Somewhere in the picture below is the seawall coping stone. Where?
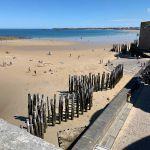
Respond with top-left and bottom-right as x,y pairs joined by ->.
0,119 -> 62,150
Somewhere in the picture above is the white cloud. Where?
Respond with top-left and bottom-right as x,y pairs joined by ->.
147,8 -> 150,13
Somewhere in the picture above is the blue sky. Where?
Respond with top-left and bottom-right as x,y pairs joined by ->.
0,0 -> 150,28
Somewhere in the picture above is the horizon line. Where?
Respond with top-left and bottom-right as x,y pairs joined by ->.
0,26 -> 140,30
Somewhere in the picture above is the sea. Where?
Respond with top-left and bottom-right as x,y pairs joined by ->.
0,29 -> 139,43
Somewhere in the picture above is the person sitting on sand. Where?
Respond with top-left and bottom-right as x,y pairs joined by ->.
48,51 -> 51,55
9,61 -> 12,66
78,55 -> 80,59
34,70 -> 37,75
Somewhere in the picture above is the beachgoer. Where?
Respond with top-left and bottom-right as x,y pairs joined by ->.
34,70 -> 37,75
48,51 -> 51,55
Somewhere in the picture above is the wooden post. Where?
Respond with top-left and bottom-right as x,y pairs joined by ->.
30,124 -> 34,135
40,111 -> 44,139
89,73 -> 92,88
69,75 -> 71,93
101,72 -> 105,91
105,73 -> 110,90
112,70 -> 115,88
76,92 -> 79,118
33,111 -> 38,136
60,95 -> 63,121
71,76 -> 74,93
71,94 -> 74,120
84,89 -> 88,112
80,87 -> 84,114
97,73 -> 100,91
28,94 -> 32,116
50,99 -> 55,126
33,94 -> 36,111
37,94 -> 40,115
89,87 -> 93,109
109,71 -> 113,89
94,75 -> 97,92
58,96 -> 62,124
29,115 -> 32,124
37,114 -> 41,138
26,119 -> 30,133
47,97 -> 51,123
43,103 -> 47,133
65,95 -> 69,121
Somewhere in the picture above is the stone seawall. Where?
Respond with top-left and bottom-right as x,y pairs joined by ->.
0,119 -> 62,150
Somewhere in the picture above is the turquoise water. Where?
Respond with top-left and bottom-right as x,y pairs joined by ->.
0,29 -> 139,43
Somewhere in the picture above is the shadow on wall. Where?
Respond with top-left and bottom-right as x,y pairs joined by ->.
133,84 -> 150,114
68,104 -> 109,150
89,104 -> 109,126
123,136 -> 150,150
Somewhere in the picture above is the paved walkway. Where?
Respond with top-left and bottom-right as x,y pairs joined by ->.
112,85 -> 150,150
106,58 -> 148,75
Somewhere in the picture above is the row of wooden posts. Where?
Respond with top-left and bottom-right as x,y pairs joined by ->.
26,64 -> 123,139
111,43 -> 131,53
111,42 -> 138,54
69,64 -> 124,93
27,87 -> 93,138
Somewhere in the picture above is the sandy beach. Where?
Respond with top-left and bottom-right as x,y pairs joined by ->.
0,39 -> 141,146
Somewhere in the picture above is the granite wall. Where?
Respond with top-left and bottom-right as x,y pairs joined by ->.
139,21 -> 150,51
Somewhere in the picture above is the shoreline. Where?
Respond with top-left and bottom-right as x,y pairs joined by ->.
0,29 -> 139,41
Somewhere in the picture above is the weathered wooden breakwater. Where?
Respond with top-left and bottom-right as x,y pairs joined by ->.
111,43 -> 130,53
26,64 -> 123,140
111,42 -> 138,55
69,64 -> 124,93
26,87 -> 93,138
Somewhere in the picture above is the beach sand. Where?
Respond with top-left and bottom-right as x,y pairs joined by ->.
0,39 -> 136,147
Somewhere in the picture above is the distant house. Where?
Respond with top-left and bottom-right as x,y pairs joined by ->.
139,21 -> 150,51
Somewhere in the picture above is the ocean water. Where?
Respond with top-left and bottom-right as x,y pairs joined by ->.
0,29 -> 139,43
